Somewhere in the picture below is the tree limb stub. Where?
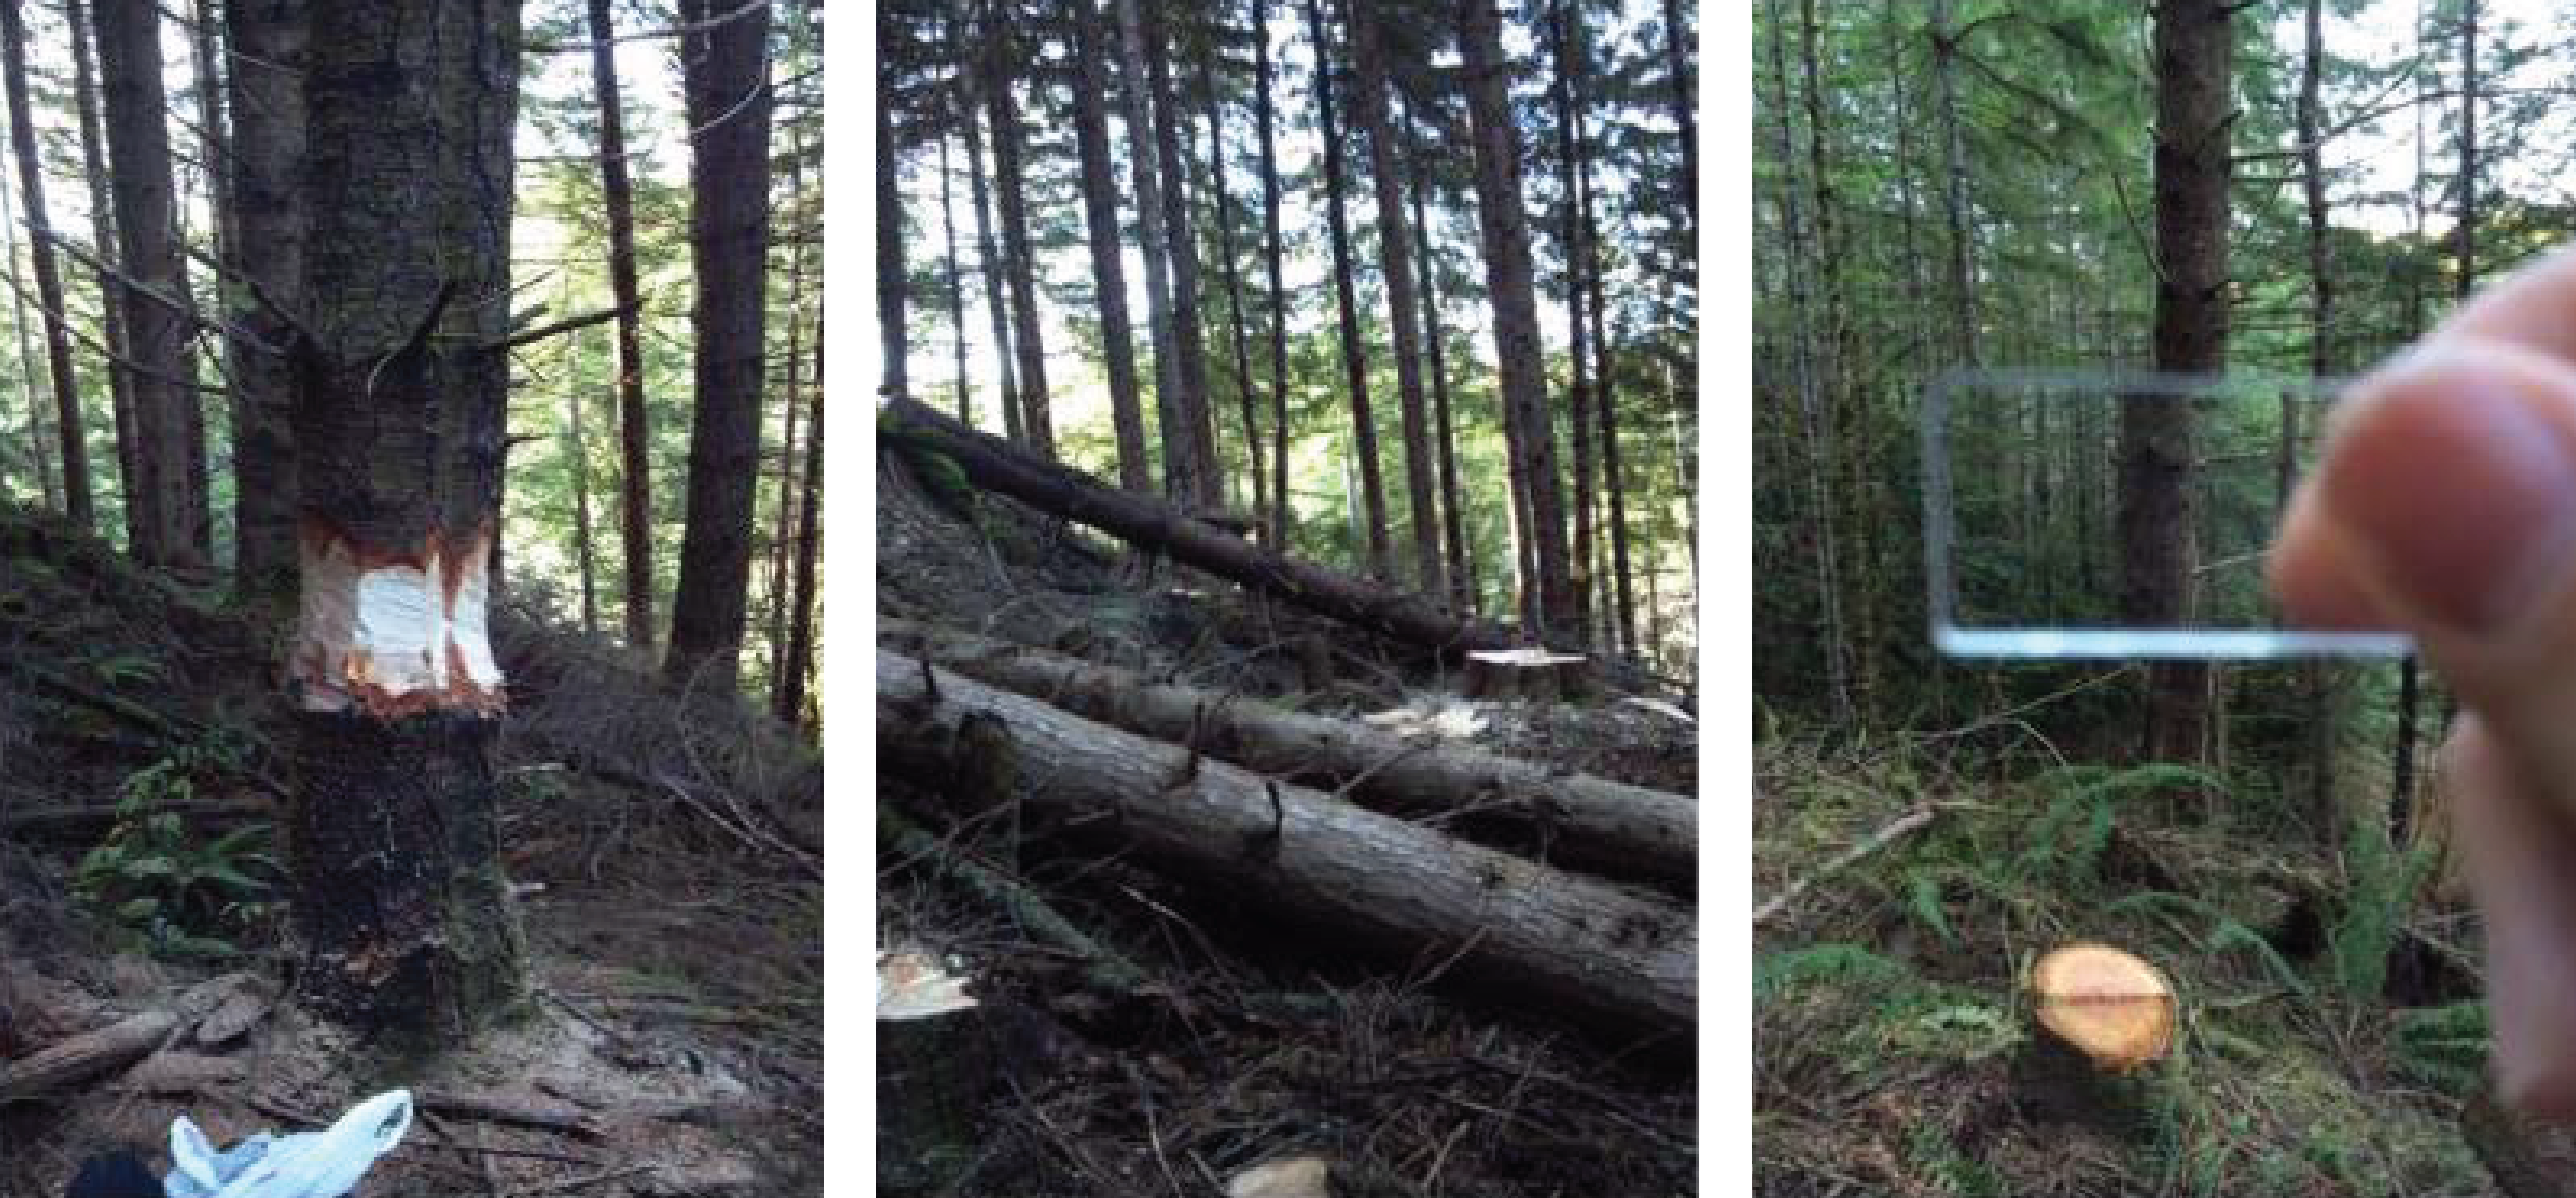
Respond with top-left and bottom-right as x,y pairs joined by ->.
877,649 -> 1696,1037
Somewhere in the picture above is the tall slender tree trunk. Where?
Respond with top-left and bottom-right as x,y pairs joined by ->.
1795,0 -> 1867,704
1929,0 -> 1978,368
567,319 -> 602,638
1764,0 -> 1850,719
938,125 -> 969,422
1146,8 -> 1221,509
1578,113 -> 1636,654
2,173 -> 57,509
2294,0 -> 2337,836
1349,0 -> 1441,597
983,3 -> 1052,456
1114,0 -> 1187,496
767,130 -> 811,689
777,322 -> 823,729
284,0 -> 527,1041
1660,0 -> 1695,226
2128,0 -> 2229,764
187,0 -> 246,566
1306,0 -> 1392,580
664,0 -> 775,693
93,0 -> 209,572
221,0 -> 306,616
1068,0 -> 1152,491
585,0 -> 658,650
1203,49 -> 1266,528
956,36 -> 1022,445
68,0 -> 138,548
876,54 -> 907,400
1407,97 -> 1472,615
1551,0 -> 1596,638
2,0 -> 93,528
1252,0 -> 1291,549
1458,0 -> 1574,637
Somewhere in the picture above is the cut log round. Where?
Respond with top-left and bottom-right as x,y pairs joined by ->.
879,621 -> 1692,890
2031,943 -> 2175,1072
877,650 -> 1695,1035
1463,648 -> 1593,703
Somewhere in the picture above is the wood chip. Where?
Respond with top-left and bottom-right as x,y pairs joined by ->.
1227,1156 -> 1335,1198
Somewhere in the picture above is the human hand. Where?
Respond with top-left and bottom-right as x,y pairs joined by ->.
2269,245 -> 2576,1123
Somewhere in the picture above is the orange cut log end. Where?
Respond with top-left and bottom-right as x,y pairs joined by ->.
2031,943 -> 2176,1072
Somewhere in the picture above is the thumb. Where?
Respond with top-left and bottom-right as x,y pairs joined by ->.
2271,338 -> 2576,807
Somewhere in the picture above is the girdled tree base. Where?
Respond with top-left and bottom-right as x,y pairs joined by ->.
288,708 -> 525,1050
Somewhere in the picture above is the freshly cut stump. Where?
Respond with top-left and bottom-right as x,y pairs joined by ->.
2013,943 -> 2176,1130
1463,649 -> 1592,703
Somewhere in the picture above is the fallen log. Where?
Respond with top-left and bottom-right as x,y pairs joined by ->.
881,397 -> 1522,659
0,1009 -> 179,1103
880,621 -> 1694,890
878,650 -> 1695,1036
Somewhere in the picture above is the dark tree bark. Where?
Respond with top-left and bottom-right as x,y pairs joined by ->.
584,0 -> 657,650
67,0 -> 139,551
1204,48 -> 1266,528
938,124 -> 969,423
1579,127 -> 1636,655
1660,0 -> 1695,225
3,193 -> 55,510
1112,0 -> 1187,491
568,343 -> 600,637
93,0 -> 209,571
880,652 -> 1694,1035
1145,10 -> 1220,508
1407,99 -> 1472,614
1551,0 -> 1597,639
767,127 -> 811,683
777,324 -> 823,729
982,1 -> 1052,455
1349,0 -> 1442,599
1929,0 -> 1978,369
1459,0 -> 1575,637
876,49 -> 907,399
1252,0 -> 1291,549
284,0 -> 527,1041
1,0 -> 93,528
1305,0 -> 1392,580
221,0 -> 306,617
2127,0 -> 2229,763
1067,0 -> 1152,491
664,0 -> 775,693
956,30 -> 1023,444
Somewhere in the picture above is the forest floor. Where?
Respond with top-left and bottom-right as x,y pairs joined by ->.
1748,723 -> 2548,1196
875,447 -> 1698,1196
0,507 -> 823,1196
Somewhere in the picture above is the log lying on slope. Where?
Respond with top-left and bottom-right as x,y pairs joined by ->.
878,650 -> 1695,1035
880,620 -> 1694,890
882,396 -> 1519,659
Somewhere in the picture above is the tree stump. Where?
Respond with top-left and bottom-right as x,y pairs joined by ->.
2012,944 -> 2177,1131
1463,649 -> 1592,703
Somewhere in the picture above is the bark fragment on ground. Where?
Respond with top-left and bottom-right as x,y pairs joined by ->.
877,649 -> 1695,1036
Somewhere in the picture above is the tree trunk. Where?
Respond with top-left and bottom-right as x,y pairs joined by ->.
1306,0 -> 1392,581
1551,0 -> 1597,641
220,0 -> 305,617
878,651 -> 1695,1035
584,0 -> 657,651
1407,97 -> 1473,615
1929,0 -> 1978,369
1252,0 -> 1292,550
957,33 -> 1022,445
1349,0 -> 1443,599
568,338 -> 600,639
1204,48 -> 1266,532
2128,0 -> 2228,764
2,158 -> 56,509
876,54 -> 907,400
189,0 -> 253,578
66,0 -> 138,549
664,0 -> 775,694
284,0 -> 527,1041
886,395 -> 1525,658
1660,0 -> 1695,226
777,325 -> 823,729
938,124 -> 969,423
1458,0 -> 1575,638
1067,0 -> 1153,491
982,2 -> 1051,456
767,129 -> 811,687
92,0 -> 208,572
2294,0 -> 2336,839
1,0 -> 93,528
1145,8 -> 1220,509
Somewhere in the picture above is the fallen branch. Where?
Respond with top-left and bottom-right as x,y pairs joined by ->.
1752,805 -> 1940,927
418,1088 -> 606,1140
0,1009 -> 180,1102
878,800 -> 1151,994
878,650 -> 1694,1035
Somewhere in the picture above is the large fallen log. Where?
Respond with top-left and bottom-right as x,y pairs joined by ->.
881,396 -> 1522,659
0,1009 -> 178,1103
880,621 -> 1694,890
878,650 -> 1695,1036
